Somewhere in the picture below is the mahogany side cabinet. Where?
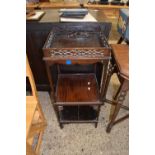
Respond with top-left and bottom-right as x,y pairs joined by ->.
43,23 -> 111,128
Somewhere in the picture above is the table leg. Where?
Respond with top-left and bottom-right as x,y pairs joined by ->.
106,79 -> 128,133
113,84 -> 122,100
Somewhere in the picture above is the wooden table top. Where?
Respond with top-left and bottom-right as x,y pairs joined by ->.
26,9 -> 116,23
26,2 -> 39,9
84,4 -> 129,9
39,2 -> 81,9
26,96 -> 37,138
26,2 -> 129,9
111,44 -> 129,80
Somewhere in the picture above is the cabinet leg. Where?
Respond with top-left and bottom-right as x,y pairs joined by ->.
95,122 -> 98,128
95,105 -> 101,128
59,123 -> 63,129
106,123 -> 113,133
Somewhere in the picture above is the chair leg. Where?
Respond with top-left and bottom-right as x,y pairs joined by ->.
35,131 -> 44,155
106,80 -> 128,133
26,142 -> 37,155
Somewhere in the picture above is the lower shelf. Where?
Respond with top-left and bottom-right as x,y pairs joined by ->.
59,105 -> 99,122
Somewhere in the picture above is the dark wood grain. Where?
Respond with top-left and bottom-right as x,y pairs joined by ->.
111,44 -> 129,79
104,44 -> 129,133
56,74 -> 100,104
42,23 -> 111,127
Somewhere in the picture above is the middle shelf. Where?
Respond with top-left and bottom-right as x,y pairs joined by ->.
56,73 -> 101,105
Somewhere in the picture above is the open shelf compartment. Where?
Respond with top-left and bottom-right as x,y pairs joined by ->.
59,105 -> 98,122
56,73 -> 101,105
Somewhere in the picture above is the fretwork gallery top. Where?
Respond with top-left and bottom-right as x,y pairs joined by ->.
43,23 -> 111,64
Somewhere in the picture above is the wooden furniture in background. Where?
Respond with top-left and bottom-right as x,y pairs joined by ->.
104,44 -> 129,133
40,0 -> 49,2
85,3 -> 128,9
26,2 -> 39,10
26,11 -> 45,21
43,23 -> 111,128
26,56 -> 47,155
26,2 -> 129,10
39,2 -> 81,9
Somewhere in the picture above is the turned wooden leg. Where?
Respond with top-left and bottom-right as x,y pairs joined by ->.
58,106 -> 64,129
113,84 -> 122,100
94,105 -> 101,128
106,80 -> 128,133
95,122 -> 97,128
59,123 -> 63,129
45,63 -> 55,102
117,36 -> 124,44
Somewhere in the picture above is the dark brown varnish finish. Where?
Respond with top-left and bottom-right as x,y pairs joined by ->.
104,44 -> 129,133
56,74 -> 100,104
43,23 -> 111,128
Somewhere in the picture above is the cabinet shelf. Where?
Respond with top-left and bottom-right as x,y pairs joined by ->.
56,73 -> 101,105
59,105 -> 98,122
